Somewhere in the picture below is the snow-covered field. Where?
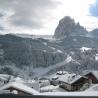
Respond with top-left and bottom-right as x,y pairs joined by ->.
38,91 -> 98,96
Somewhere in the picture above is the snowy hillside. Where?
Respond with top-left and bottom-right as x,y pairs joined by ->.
0,16 -> 98,78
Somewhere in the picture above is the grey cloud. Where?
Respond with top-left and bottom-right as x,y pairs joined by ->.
89,0 -> 98,17
0,0 -> 59,29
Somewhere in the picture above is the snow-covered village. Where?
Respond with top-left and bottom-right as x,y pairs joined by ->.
0,0 -> 98,97
0,70 -> 98,96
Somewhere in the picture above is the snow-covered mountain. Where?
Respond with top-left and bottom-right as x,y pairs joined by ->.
54,16 -> 88,39
50,16 -> 98,75
0,34 -> 66,78
0,16 -> 98,78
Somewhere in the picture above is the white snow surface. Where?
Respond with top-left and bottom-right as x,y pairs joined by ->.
56,50 -> 63,53
49,71 -> 82,84
95,54 -> 98,61
33,59 -> 69,77
80,47 -> 92,52
85,84 -> 98,91
57,73 -> 82,84
10,77 -> 25,83
0,82 -> 39,95
92,71 -> 98,80
65,55 -> 73,63
40,85 -> 58,92
33,55 -> 80,77
84,70 -> 98,80
48,46 -> 56,50
38,91 -> 98,96
40,85 -> 66,92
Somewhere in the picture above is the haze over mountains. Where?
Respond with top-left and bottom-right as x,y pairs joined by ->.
0,16 -> 98,78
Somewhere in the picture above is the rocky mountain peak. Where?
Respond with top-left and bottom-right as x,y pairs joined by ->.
54,16 -> 88,39
59,16 -> 75,27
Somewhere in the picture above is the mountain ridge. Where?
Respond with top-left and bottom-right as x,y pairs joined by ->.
0,16 -> 98,77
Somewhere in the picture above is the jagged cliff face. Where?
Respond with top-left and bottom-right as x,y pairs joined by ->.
54,16 -> 88,39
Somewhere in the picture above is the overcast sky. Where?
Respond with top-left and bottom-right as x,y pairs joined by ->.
0,0 -> 98,35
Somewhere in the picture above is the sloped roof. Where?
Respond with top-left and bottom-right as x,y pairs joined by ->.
58,74 -> 82,84
49,71 -> 85,85
84,70 -> 98,80
10,77 -> 25,83
0,82 -> 39,95
40,85 -> 66,92
92,71 -> 98,80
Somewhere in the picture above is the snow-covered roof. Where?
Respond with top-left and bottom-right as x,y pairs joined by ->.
40,85 -> 66,92
84,70 -> 98,80
92,71 -> 98,80
58,73 -> 82,84
40,85 -> 58,92
10,77 -> 25,83
85,84 -> 98,91
49,71 -> 68,80
49,71 -> 83,84
70,75 -> 82,84
0,82 -> 39,95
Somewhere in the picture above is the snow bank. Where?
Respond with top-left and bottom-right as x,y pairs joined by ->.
80,47 -> 92,52
38,91 -> 98,96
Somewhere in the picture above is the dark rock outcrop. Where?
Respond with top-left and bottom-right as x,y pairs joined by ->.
54,16 -> 88,39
